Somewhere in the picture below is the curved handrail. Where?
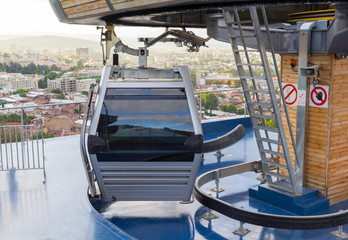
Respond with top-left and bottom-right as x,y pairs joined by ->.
80,83 -> 97,197
203,124 -> 245,153
194,161 -> 348,230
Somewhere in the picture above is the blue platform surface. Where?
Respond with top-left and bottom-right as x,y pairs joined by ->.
249,181 -> 330,215
1,117 -> 348,240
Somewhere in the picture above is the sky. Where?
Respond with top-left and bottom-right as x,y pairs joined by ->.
0,0 -> 97,36
0,0 -> 227,49
0,0 -> 173,42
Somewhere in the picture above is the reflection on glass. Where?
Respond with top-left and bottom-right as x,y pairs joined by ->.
96,88 -> 195,162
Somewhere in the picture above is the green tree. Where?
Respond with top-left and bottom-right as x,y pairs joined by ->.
32,132 -> 54,139
221,104 -> 228,112
51,88 -> 62,94
203,92 -> 219,114
77,59 -> 85,69
0,113 -> 36,125
265,119 -> 277,129
235,81 -> 241,88
50,64 -> 61,71
56,93 -> 65,99
81,91 -> 89,96
45,71 -> 58,80
237,109 -> 245,115
227,104 -> 237,113
38,79 -> 46,89
13,89 -> 28,95
0,127 -> 21,142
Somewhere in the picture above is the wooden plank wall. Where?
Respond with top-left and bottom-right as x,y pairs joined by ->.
60,0 -> 110,19
280,54 -> 332,198
328,58 -> 348,204
111,0 -> 173,11
279,54 -> 298,180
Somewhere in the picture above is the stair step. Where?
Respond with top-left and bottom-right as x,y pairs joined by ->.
240,76 -> 266,81
226,20 -> 253,25
248,102 -> 273,108
224,6 -> 298,195
230,35 -> 256,39
268,181 -> 294,193
263,160 -> 288,169
252,114 -> 276,120
260,149 -> 285,158
237,63 -> 263,67
254,125 -> 279,133
258,137 -> 282,145
266,172 -> 290,181
234,49 -> 260,53
244,89 -> 270,94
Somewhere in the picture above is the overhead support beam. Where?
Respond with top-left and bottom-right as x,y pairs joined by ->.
295,21 -> 316,190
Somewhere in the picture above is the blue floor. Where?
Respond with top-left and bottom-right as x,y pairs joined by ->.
93,125 -> 348,240
0,135 -> 134,240
1,117 -> 348,239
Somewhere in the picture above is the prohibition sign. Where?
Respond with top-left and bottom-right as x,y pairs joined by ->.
283,84 -> 297,105
310,86 -> 327,106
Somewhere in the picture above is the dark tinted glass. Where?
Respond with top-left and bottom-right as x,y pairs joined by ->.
96,88 -> 195,162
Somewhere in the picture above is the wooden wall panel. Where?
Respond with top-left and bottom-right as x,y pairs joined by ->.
328,57 -> 348,204
279,54 -> 331,199
279,54 -> 298,177
60,0 -> 110,18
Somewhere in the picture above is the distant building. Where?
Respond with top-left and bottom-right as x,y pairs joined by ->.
47,79 -> 61,90
73,94 -> 87,102
48,77 -> 76,92
76,78 -> 96,91
23,52 -> 41,65
76,48 -> 89,58
61,77 -> 76,92
0,73 -> 35,89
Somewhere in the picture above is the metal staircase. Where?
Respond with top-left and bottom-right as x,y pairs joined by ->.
223,7 -> 300,194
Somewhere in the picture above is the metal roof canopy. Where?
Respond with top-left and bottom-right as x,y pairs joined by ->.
50,1 -> 348,54
50,1 -> 334,27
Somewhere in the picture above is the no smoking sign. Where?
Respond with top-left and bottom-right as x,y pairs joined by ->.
282,83 -> 298,106
309,85 -> 329,108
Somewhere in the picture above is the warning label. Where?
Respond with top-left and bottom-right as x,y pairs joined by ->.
309,85 -> 329,108
282,83 -> 298,106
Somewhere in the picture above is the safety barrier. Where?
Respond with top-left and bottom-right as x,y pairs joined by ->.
0,125 -> 46,182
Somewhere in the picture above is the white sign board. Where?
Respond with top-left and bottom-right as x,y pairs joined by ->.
297,90 -> 307,106
282,83 -> 298,106
309,85 -> 329,108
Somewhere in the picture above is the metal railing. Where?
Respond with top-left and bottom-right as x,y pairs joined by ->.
0,125 -> 46,182
194,88 -> 247,118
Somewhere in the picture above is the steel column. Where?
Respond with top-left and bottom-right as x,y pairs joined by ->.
295,22 -> 316,190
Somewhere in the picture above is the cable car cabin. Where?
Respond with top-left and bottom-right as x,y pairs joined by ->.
87,66 -> 203,202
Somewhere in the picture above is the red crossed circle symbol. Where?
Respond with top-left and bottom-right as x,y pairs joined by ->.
282,84 -> 297,105
310,86 -> 327,106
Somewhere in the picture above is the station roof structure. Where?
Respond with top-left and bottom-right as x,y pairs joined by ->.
50,0 -> 336,27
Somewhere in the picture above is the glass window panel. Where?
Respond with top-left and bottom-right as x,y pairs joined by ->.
96,88 -> 195,162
